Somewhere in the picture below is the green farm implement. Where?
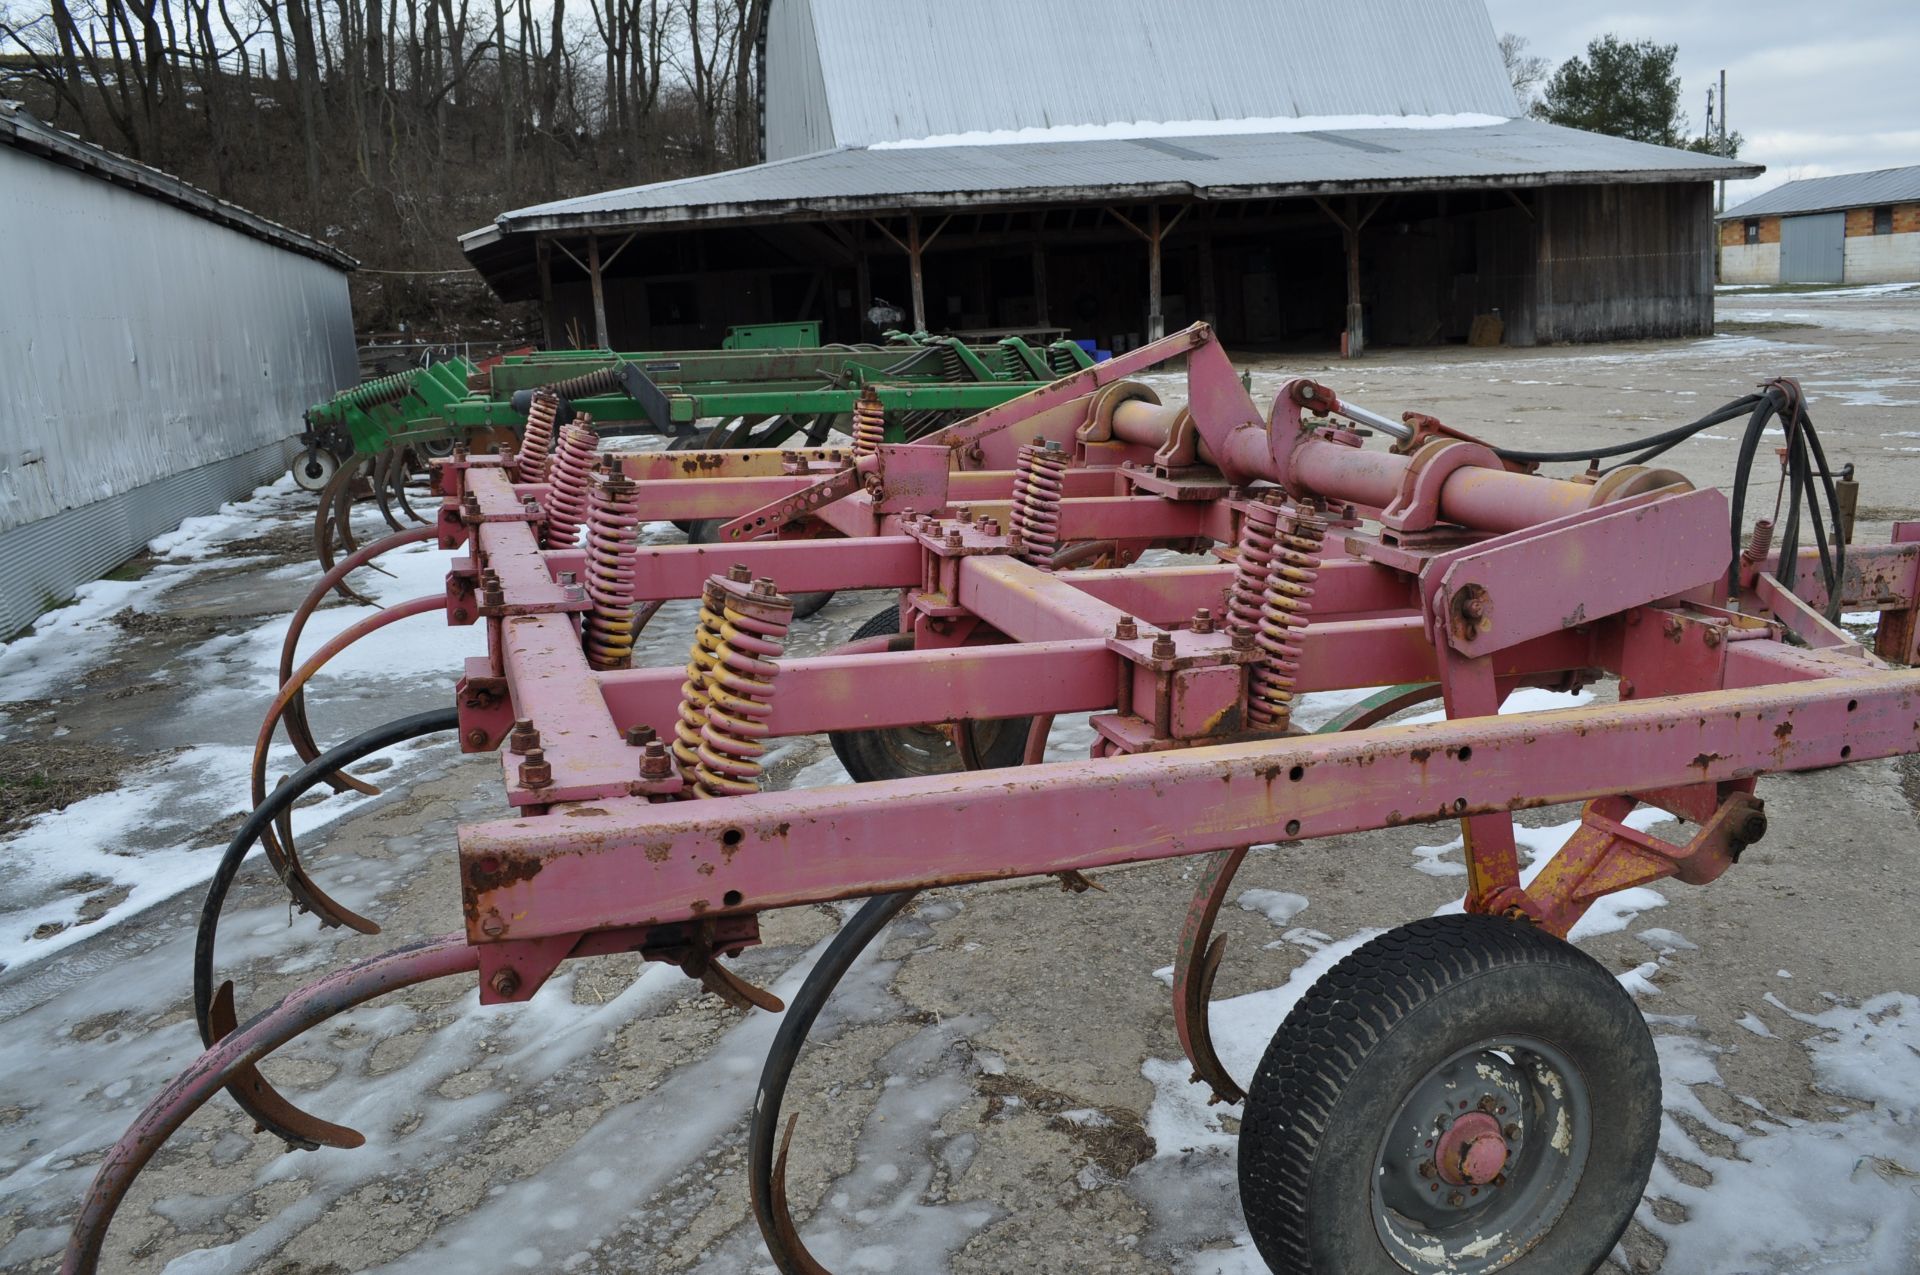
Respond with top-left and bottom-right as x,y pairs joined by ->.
300,333 -> 1098,587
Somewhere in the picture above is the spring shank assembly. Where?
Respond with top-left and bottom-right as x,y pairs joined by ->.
691,576 -> 794,798
72,322 -> 1920,1275
543,418 -> 600,547
1246,504 -> 1325,731
851,387 -> 885,457
519,390 -> 560,483
1008,439 -> 1067,567
583,472 -> 643,670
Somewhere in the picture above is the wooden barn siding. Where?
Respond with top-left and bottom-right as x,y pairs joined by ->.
1535,183 -> 1714,342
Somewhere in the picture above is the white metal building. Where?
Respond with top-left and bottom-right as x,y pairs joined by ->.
0,103 -> 357,637
464,0 -> 1757,357
1719,165 -> 1920,286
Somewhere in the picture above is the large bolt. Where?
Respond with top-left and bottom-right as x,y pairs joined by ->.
1115,615 -> 1139,640
518,746 -> 552,790
1230,626 -> 1255,652
489,968 -> 521,997
508,718 -> 539,755
624,723 -> 656,747
1152,632 -> 1176,659
728,563 -> 752,583
946,528 -> 964,549
640,740 -> 673,779
752,576 -> 779,597
1192,608 -> 1215,634
480,911 -> 506,938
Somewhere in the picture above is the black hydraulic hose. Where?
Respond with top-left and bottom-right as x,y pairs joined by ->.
749,889 -> 919,1272
1727,391 -> 1782,594
1802,416 -> 1847,619
1494,394 -> 1763,465
193,707 -> 461,1046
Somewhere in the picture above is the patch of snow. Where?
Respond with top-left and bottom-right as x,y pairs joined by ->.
1235,889 -> 1308,927
869,113 -> 1511,150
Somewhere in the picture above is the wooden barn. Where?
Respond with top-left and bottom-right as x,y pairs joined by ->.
460,0 -> 1759,356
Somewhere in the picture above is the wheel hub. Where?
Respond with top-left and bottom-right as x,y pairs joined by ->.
1434,1111 -> 1506,1185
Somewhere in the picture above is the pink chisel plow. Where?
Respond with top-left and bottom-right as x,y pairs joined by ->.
68,323 -> 1920,1274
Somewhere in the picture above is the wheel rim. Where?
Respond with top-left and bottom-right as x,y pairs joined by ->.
868,717 -> 1018,777
1371,1034 -> 1590,1273
293,448 -> 338,492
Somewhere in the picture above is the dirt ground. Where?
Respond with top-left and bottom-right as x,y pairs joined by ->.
3,285 -> 1920,1275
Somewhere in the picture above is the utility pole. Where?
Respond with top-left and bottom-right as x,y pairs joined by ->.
1717,68 -> 1728,214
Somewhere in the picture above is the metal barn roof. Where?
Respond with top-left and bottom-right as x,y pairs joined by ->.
1719,164 -> 1920,221
0,101 -> 355,269
467,117 -> 1755,241
765,0 -> 1522,160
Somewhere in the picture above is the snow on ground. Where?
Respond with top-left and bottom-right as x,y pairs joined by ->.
0,478 -> 481,971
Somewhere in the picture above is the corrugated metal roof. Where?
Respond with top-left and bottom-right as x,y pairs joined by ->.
767,0 -> 1520,158
475,119 -> 1758,236
0,101 -> 355,269
1719,164 -> 1920,221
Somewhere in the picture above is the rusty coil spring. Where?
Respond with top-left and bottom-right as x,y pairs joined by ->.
675,574 -> 794,798
543,419 -> 600,547
1228,500 -> 1280,634
583,472 -> 643,669
520,390 -> 561,483
1009,440 -> 1067,567
540,366 -> 621,400
335,369 -> 418,412
1742,517 -> 1775,564
852,389 -> 886,457
1247,508 -> 1327,731
673,578 -> 733,782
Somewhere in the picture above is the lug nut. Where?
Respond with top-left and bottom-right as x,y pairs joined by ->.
1151,632 -> 1176,659
1192,608 -> 1215,634
518,746 -> 552,789
728,563 -> 752,582
508,718 -> 539,755
624,723 -> 656,747
946,528 -> 964,549
1115,616 -> 1139,640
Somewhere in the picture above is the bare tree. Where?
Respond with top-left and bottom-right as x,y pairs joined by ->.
1499,32 -> 1548,110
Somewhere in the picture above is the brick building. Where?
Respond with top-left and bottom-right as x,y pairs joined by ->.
1719,164 -> 1920,285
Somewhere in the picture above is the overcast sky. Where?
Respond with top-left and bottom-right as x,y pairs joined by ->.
1483,0 -> 1919,204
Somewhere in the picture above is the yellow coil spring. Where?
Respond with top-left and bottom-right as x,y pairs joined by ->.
852,389 -> 885,456
1009,440 -> 1067,567
689,578 -> 794,798
673,579 -> 732,781
583,472 -> 643,670
1247,508 -> 1326,732
544,418 -> 600,547
520,391 -> 559,483
1228,500 -> 1280,634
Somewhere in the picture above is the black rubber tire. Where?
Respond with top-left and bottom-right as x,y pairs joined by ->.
1238,914 -> 1660,1275
828,605 -> 1032,781
665,431 -> 714,535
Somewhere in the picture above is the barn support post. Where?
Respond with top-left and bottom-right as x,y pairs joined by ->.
536,237 -> 556,349
908,212 -> 926,332
1148,203 -> 1164,341
872,214 -> 950,335
1197,231 -> 1217,325
587,234 -> 609,350
1315,195 -> 1384,359
1109,203 -> 1189,345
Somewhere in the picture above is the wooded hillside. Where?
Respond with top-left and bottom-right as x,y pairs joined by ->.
2,0 -> 768,337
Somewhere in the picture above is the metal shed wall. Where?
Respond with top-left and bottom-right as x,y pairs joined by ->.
768,0 -> 1519,158
0,145 -> 355,636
